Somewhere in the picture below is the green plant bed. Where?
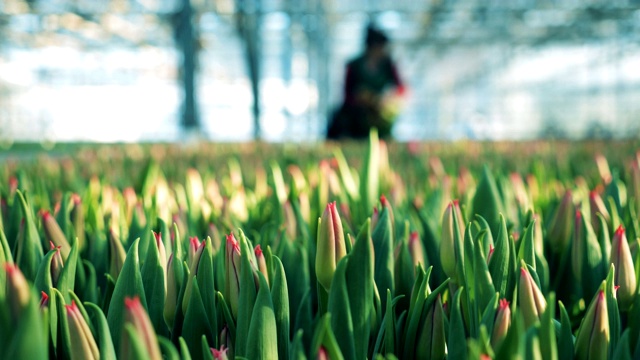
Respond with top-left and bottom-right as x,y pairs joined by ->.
1,133 -> 640,359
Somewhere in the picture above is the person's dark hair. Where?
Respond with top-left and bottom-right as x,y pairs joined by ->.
365,25 -> 389,48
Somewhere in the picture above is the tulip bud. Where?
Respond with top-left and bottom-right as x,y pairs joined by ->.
208,345 -> 228,360
109,228 -> 127,281
575,291 -> 609,360
41,210 -> 71,260
283,201 -> 297,240
151,232 -> 168,297
123,187 -> 138,221
429,157 -> 446,179
457,166 -> 475,199
255,245 -> 269,287
317,346 -> 329,360
487,244 -> 495,265
225,233 -> 241,318
49,241 -> 64,287
371,207 -> 380,230
69,194 -> 86,251
8,176 -> 18,196
416,295 -> 446,360
183,238 -> 206,314
573,209 -> 605,297
163,254 -> 178,328
298,192 -> 311,225
491,299 -> 511,349
611,226 -> 637,310
186,168 -> 205,203
65,300 -> 99,360
39,291 -> 49,309
122,296 -> 162,360
315,202 -> 346,291
440,200 -> 465,281
188,236 -> 204,268
510,172 -> 530,211
547,190 -> 574,253
219,325 -> 232,353
152,232 -> 167,268
589,191 -> 610,236
380,195 -> 395,233
519,266 -> 546,328
5,263 -> 31,322
408,231 -> 426,270
595,154 -> 612,185
228,189 -> 248,222
532,214 -> 544,256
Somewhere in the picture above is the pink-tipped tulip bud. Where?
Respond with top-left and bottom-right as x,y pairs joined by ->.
8,176 -> 18,195
188,236 -> 203,268
41,210 -> 71,260
122,296 -> 162,360
611,226 -> 637,310
317,346 -> 329,360
316,202 -> 346,291
380,194 -> 395,233
211,345 -> 229,360
408,231 -> 426,269
487,244 -> 495,265
440,200 -> 465,281
183,238 -> 206,315
371,206 -> 380,230
491,299 -> 511,349
152,232 -> 167,295
575,291 -> 610,360
152,232 -> 167,269
66,300 -> 100,360
255,245 -> 269,287
50,241 -> 64,287
225,234 -> 241,318
40,291 -> 49,309
547,190 -> 574,253
5,263 -> 30,322
218,325 -> 234,357
519,266 -> 546,328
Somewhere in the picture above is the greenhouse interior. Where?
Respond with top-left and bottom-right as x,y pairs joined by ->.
2,0 -> 640,143
2,1 -> 640,360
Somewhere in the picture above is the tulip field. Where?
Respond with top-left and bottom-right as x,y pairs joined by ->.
2,132 -> 640,359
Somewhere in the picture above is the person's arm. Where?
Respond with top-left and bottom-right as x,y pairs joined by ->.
389,61 -> 406,96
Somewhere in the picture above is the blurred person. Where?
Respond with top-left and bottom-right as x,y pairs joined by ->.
327,25 -> 406,139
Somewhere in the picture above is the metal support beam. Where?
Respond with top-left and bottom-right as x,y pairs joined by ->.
175,0 -> 199,131
236,0 -> 262,140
